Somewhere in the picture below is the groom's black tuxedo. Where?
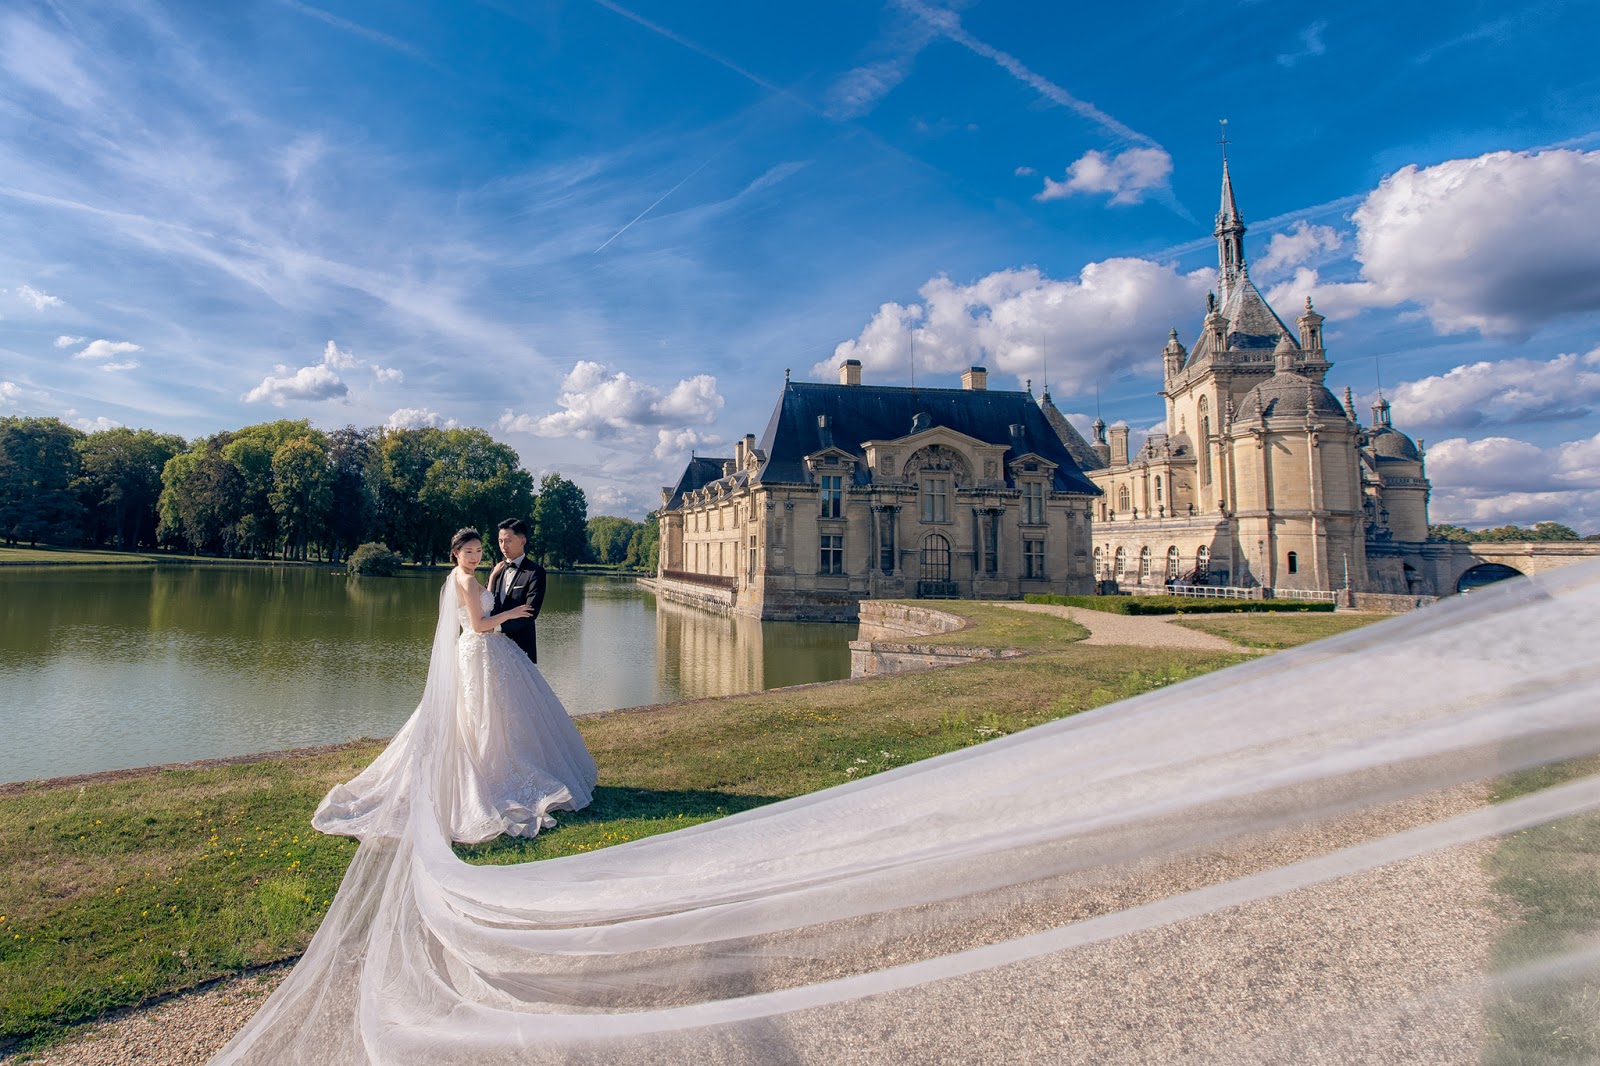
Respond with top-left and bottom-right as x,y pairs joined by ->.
493,557 -> 547,663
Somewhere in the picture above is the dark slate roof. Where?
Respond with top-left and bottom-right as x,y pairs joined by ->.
1237,371 -> 1347,421
1368,426 -> 1422,462
752,382 -> 1100,495
1220,276 -> 1295,350
1038,392 -> 1105,470
662,456 -> 732,511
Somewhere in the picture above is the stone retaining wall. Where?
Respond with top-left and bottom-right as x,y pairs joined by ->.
1351,591 -> 1441,613
850,600 -> 1020,677
644,575 -> 737,614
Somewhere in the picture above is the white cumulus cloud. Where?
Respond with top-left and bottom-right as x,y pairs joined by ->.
53,334 -> 85,348
243,364 -> 348,405
15,284 -> 62,310
385,407 -> 457,430
654,427 -> 725,462
1427,432 -> 1600,531
1257,220 -> 1344,274
73,339 -> 142,361
1353,149 -> 1600,337
0,381 -> 22,405
73,415 -> 123,432
1386,347 -> 1600,430
1037,147 -> 1173,206
822,259 -> 1214,395
101,360 -> 140,373
499,361 -> 724,441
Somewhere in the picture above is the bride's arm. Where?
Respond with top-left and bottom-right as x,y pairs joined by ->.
455,573 -> 534,633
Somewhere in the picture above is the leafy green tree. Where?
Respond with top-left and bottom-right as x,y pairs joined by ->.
270,435 -> 334,560
326,427 -> 376,564
373,427 -> 445,563
623,513 -> 659,572
1530,521 -> 1580,541
586,515 -> 639,565
1427,524 -> 1474,543
0,416 -> 87,546
223,420 -> 322,557
418,429 -> 535,562
73,427 -> 186,549
532,472 -> 588,568
158,438 -> 246,554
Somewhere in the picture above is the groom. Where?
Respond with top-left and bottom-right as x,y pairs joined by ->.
493,517 -> 547,663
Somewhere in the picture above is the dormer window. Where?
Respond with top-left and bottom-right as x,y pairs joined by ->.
820,474 -> 843,518
1022,481 -> 1045,524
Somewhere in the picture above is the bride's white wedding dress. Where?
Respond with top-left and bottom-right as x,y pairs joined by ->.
313,584 -> 596,844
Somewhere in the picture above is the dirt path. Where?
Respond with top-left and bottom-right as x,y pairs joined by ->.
993,601 -> 1254,652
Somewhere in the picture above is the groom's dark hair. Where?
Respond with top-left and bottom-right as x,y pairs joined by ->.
497,517 -> 530,538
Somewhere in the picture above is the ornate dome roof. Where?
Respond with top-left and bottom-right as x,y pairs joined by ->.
1237,371 -> 1347,421
1368,425 -> 1422,461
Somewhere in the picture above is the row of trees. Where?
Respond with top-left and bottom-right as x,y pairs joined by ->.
0,416 -> 637,568
1429,522 -> 1599,543
585,514 -> 659,571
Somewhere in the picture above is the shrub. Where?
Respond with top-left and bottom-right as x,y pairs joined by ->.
348,541 -> 403,577
1022,593 -> 1335,615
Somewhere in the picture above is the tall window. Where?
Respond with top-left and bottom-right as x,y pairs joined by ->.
748,534 -> 758,581
820,474 -> 842,518
1196,545 -> 1210,577
878,511 -> 896,573
1139,546 -> 1152,582
1167,545 -> 1180,581
1093,546 -> 1103,578
1287,550 -> 1299,575
921,477 -> 949,522
1154,477 -> 1164,507
1117,485 -> 1130,513
1114,546 -> 1126,575
1023,539 -> 1045,579
1022,481 -> 1045,524
819,534 -> 844,575
920,533 -> 952,582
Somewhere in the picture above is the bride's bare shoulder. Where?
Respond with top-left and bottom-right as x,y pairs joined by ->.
451,570 -> 483,600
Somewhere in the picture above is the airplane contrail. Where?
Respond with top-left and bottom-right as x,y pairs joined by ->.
594,156 -> 716,254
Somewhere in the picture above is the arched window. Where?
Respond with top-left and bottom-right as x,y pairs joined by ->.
920,533 -> 952,582
1093,546 -> 1103,578
1287,550 -> 1299,575
1154,476 -> 1164,506
1114,546 -> 1126,576
1166,545 -> 1180,581
1196,545 -> 1210,577
1139,546 -> 1152,582
1117,485 -> 1130,512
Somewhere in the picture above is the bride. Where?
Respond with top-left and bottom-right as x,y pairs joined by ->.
312,527 -> 597,844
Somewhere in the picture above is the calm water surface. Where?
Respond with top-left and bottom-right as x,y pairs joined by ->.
0,567 -> 854,783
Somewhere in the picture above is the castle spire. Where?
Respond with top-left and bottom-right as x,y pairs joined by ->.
1214,120 -> 1247,304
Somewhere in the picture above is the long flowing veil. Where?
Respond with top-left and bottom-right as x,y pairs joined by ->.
211,563 -> 1600,1064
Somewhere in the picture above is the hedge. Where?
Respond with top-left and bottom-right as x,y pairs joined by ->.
1022,593 -> 1336,615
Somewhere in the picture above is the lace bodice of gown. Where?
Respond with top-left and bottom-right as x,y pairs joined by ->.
457,586 -> 494,637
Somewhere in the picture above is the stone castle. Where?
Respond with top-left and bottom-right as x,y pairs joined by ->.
654,157 -> 1595,620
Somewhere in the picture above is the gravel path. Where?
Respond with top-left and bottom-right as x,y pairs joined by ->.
8,782 -> 1504,1065
993,601 -> 1252,652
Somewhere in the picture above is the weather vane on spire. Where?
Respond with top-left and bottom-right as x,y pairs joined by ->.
1218,118 -> 1230,161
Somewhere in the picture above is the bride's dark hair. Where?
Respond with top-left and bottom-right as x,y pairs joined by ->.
449,527 -> 481,561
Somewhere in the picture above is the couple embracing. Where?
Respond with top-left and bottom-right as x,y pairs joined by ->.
313,518 -> 597,844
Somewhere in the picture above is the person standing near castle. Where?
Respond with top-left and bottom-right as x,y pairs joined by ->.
489,517 -> 546,663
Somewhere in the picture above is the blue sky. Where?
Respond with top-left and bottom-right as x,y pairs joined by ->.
3,0 -> 1599,528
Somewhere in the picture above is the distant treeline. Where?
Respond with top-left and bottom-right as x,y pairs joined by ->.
1429,522 -> 1598,543
0,415 -> 658,570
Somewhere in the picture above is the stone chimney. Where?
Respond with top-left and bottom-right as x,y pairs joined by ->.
1109,423 -> 1130,466
741,432 -> 758,468
733,437 -> 746,469
840,359 -> 862,386
722,460 -> 735,478
961,365 -> 988,390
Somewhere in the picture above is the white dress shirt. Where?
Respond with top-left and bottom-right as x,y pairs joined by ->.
502,555 -> 526,598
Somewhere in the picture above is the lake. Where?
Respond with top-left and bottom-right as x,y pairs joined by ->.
0,566 -> 855,784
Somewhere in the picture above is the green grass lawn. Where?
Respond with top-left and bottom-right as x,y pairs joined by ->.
0,603 -> 1233,1046
1171,612 -> 1383,649
1484,758 -> 1600,1064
